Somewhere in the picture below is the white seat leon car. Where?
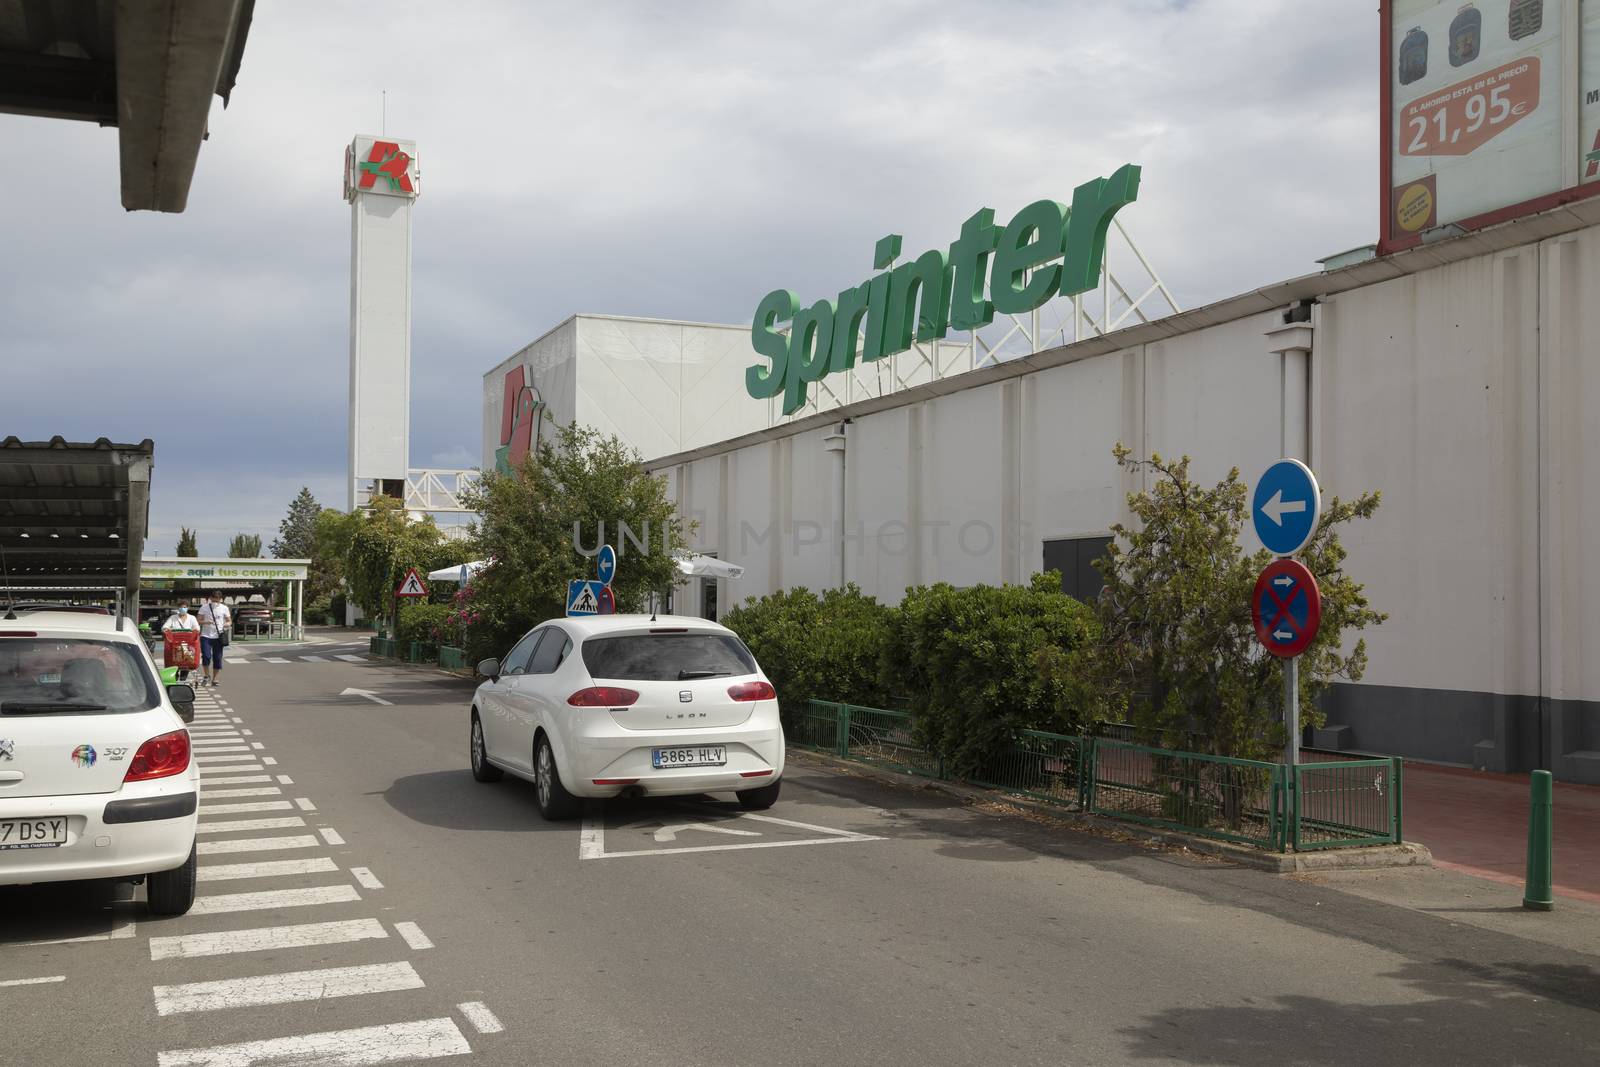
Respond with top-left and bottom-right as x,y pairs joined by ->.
469,615 -> 784,819
0,611 -> 201,914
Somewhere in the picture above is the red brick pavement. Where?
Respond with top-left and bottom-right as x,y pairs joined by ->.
1401,762 -> 1600,904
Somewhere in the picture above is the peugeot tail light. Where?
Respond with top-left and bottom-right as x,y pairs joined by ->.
124,729 -> 191,783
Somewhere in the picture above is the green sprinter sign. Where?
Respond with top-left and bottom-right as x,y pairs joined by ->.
746,164 -> 1141,414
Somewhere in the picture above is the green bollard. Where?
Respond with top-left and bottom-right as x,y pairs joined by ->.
1522,769 -> 1554,911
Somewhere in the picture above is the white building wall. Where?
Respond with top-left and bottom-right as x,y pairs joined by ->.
481,319 -> 578,470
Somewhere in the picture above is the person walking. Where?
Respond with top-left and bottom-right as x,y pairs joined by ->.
162,601 -> 201,681
198,592 -> 232,688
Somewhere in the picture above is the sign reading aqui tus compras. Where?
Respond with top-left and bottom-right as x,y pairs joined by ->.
744,164 -> 1142,414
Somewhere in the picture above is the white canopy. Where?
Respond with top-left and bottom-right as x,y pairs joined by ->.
675,553 -> 743,579
428,560 -> 487,583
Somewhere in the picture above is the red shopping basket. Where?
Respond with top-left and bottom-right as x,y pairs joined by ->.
164,630 -> 200,670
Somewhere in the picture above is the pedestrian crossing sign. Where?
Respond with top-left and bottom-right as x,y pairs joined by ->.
395,568 -> 430,598
567,579 -> 604,616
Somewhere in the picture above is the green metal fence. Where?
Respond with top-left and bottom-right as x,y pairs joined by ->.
438,646 -> 467,670
1088,740 -> 1287,850
968,729 -> 1087,809
369,637 -> 398,658
1292,758 -> 1402,850
407,641 -> 438,664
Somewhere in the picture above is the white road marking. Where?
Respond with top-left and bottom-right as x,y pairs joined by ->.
241,729 -> 254,736
340,687 -> 393,706
192,746 -> 251,754
197,857 -> 339,882
200,787 -> 282,799
350,867 -> 383,890
319,828 -> 345,846
187,884 -> 361,916
578,819 -> 605,860
13,913 -> 136,946
294,797 -> 317,811
457,1001 -> 504,1035
200,800 -> 295,816
197,817 -> 306,834
198,835 -> 320,856
250,742 -> 265,750
197,754 -> 261,764
150,918 -> 388,961
581,810 -> 884,860
229,658 -> 252,664
393,922 -> 433,950
337,654 -> 367,662
264,657 -> 290,664
156,1016 -> 472,1067
198,773 -> 271,785
0,975 -> 65,987
198,765 -> 265,776
262,757 -> 278,766
153,960 -> 422,1016
301,655 -> 328,662
275,774 -> 294,785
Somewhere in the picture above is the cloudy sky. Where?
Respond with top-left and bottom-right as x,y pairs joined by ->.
1,0 -> 1376,556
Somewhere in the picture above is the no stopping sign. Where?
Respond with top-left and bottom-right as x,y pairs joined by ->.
1252,559 -> 1321,658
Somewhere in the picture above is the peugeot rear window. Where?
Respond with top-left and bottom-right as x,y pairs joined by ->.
581,633 -> 757,681
0,637 -> 161,715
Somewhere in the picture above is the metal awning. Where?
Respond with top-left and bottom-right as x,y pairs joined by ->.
0,0 -> 256,212
0,436 -> 153,614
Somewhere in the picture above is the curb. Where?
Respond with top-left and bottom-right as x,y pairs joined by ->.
787,747 -> 1434,874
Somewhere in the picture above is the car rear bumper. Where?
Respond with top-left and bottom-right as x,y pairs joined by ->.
0,776 -> 199,885
565,720 -> 785,798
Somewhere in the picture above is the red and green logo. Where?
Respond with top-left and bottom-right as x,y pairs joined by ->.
1586,130 -> 1600,179
358,141 -> 415,194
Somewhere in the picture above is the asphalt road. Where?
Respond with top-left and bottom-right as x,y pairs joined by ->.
4,636 -> 1599,1066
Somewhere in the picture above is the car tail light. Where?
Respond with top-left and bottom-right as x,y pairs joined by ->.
567,687 -> 639,707
124,729 -> 191,783
727,681 -> 776,702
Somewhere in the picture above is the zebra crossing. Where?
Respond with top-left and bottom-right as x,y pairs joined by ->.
142,686 -> 503,1065
221,644 -> 370,667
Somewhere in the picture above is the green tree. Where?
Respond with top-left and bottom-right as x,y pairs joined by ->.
345,497 -> 450,627
723,585 -> 893,730
270,488 -> 320,558
459,422 -> 687,663
1073,446 -> 1386,760
176,528 -> 198,556
307,507 -> 361,612
228,533 -> 262,558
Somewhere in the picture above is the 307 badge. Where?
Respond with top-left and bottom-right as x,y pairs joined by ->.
102,747 -> 128,762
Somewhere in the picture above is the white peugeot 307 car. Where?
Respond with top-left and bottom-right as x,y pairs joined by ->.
470,614 -> 784,819
0,611 -> 201,914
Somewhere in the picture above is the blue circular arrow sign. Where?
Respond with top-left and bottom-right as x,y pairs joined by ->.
596,543 -> 617,586
1251,459 -> 1321,556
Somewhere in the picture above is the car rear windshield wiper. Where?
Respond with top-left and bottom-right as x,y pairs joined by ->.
677,669 -> 732,680
1,702 -> 110,715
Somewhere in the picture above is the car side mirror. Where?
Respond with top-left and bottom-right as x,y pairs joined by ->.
167,683 -> 196,723
477,657 -> 500,680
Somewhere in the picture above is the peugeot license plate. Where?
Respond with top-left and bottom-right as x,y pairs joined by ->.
0,817 -> 69,850
651,746 -> 727,769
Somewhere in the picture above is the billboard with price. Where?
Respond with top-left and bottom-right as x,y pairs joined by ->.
1381,0 -> 1600,253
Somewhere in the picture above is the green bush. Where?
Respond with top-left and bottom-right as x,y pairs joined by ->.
722,584 -> 893,730
884,573 -> 1099,778
397,602 -> 455,646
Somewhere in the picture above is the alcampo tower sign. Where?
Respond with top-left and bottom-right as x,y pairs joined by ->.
746,164 -> 1142,414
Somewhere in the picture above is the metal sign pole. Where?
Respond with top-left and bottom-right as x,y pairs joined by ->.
1284,655 -> 1300,767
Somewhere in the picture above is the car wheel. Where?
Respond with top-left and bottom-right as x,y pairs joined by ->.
736,778 -> 782,811
470,712 -> 502,783
146,840 -> 197,916
534,736 -> 580,821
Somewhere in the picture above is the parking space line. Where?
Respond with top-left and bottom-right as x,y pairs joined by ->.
0,975 -> 66,987
393,922 -> 433,950
156,1016 -> 472,1067
150,918 -> 389,961
197,857 -> 339,882
197,835 -> 320,856
197,817 -> 306,834
187,884 -> 361,916
457,1002 -> 504,1035
152,960 -> 422,1016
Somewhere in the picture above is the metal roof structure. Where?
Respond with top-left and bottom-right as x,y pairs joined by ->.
0,0 -> 256,212
0,436 -> 153,613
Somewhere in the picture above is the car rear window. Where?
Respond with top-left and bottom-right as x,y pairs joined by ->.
581,633 -> 757,681
0,638 -> 161,715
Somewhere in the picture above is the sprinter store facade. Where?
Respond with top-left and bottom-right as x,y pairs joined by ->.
487,145 -> 1600,782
